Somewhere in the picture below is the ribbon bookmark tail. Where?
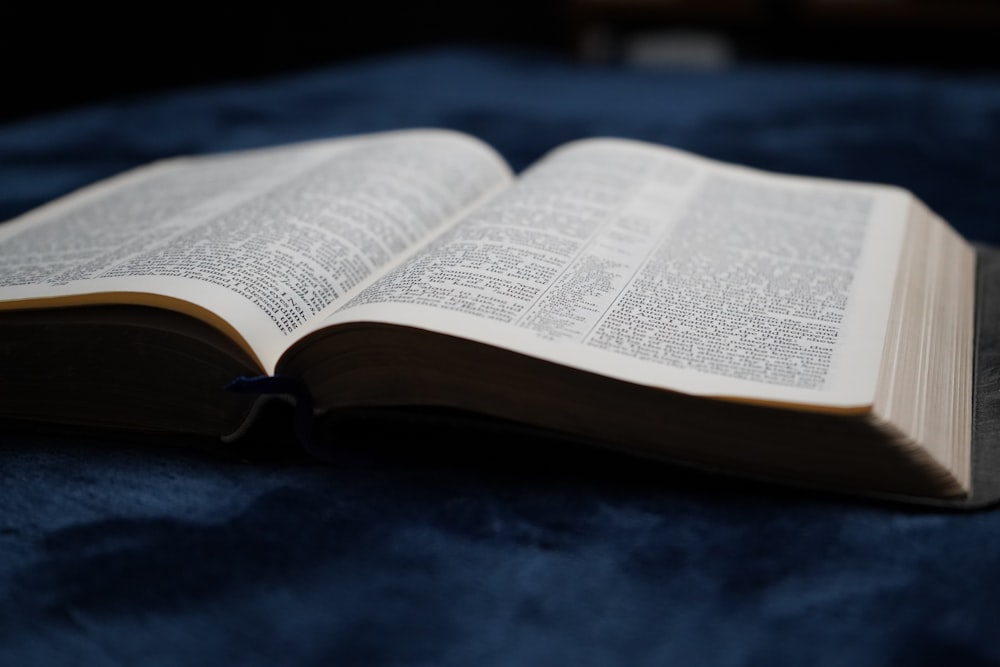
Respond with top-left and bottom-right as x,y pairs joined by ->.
225,375 -> 317,454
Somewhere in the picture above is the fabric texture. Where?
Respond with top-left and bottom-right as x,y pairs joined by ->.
2,46 -> 1000,666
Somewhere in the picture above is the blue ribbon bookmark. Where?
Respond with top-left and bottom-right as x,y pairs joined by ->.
225,375 -> 317,454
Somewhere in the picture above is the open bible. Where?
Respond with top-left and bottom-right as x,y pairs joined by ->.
1,129 -> 995,507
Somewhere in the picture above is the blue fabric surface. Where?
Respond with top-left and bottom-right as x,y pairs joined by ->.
2,46 -> 1000,666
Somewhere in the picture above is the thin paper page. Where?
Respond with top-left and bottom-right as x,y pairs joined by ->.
0,130 -> 514,371
321,138 -> 909,407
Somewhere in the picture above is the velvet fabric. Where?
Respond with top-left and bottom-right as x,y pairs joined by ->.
2,47 -> 1000,666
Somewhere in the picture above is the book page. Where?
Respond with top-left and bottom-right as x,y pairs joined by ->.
0,129 -> 513,370
317,138 -> 910,408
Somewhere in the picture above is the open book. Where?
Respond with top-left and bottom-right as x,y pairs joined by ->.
1,128 -> 994,507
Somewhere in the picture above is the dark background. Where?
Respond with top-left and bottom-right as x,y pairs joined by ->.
5,0 -> 1000,124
